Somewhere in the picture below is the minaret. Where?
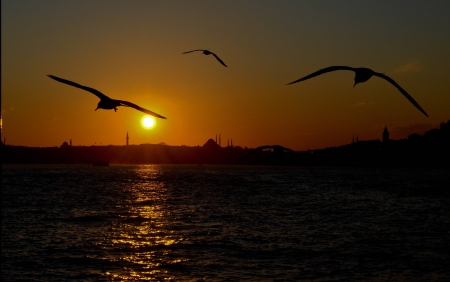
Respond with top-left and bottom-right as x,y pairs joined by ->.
383,126 -> 389,143
219,134 -> 221,147
126,132 -> 129,146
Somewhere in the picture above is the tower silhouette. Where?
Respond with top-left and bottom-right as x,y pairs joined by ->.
383,126 -> 389,143
126,132 -> 129,146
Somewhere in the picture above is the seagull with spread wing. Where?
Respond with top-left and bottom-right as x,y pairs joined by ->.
182,49 -> 227,67
47,75 -> 167,119
287,66 -> 428,117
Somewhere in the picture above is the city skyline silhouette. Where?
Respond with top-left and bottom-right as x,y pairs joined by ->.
2,120 -> 448,167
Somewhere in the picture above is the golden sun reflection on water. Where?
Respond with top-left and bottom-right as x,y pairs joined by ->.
103,165 -> 187,280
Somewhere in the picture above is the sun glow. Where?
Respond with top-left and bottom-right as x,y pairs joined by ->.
141,116 -> 155,129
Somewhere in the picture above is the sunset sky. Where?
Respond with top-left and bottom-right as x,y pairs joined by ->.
2,0 -> 449,151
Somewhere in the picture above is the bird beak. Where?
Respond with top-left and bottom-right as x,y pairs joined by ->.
95,107 -> 98,111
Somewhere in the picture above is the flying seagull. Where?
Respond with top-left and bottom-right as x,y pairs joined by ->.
182,49 -> 227,67
47,75 -> 167,119
286,66 -> 428,117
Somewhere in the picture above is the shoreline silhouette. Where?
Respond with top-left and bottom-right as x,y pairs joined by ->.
2,120 -> 448,167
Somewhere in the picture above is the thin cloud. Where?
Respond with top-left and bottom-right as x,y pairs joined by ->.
395,62 -> 422,73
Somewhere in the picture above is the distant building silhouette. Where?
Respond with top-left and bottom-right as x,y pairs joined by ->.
214,135 -> 234,148
203,138 -> 221,149
126,132 -> 129,146
383,126 -> 389,143
2,120 -> 449,167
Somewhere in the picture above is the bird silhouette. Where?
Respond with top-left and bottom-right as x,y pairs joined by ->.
182,49 -> 227,67
287,66 -> 428,117
47,75 -> 167,119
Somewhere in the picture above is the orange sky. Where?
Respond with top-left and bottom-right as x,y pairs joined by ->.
2,1 -> 450,151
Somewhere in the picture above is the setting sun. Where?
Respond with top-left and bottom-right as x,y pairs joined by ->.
141,116 -> 155,129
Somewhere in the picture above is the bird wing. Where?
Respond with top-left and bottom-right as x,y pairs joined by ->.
211,53 -> 227,67
182,49 -> 205,54
47,75 -> 109,100
373,73 -> 429,117
117,100 -> 167,119
286,66 -> 355,85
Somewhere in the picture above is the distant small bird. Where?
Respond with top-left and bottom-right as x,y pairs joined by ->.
287,66 -> 428,117
182,49 -> 227,67
48,75 -> 166,119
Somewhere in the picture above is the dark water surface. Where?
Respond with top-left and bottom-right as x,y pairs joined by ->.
2,164 -> 450,281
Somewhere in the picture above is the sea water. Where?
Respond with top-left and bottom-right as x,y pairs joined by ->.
2,164 -> 450,281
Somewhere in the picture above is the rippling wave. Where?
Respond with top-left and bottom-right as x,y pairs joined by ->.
2,165 -> 450,281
